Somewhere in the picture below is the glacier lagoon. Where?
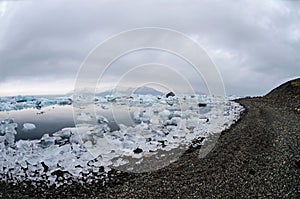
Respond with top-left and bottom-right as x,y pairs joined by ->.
0,94 -> 244,186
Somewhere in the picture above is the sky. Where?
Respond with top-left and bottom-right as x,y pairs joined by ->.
0,0 -> 299,97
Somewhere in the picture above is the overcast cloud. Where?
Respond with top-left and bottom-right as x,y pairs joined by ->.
0,0 -> 299,96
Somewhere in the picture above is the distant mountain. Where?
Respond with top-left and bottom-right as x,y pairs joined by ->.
67,86 -> 208,97
96,86 -> 163,97
133,86 -> 163,96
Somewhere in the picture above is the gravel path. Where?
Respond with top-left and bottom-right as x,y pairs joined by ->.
1,79 -> 299,198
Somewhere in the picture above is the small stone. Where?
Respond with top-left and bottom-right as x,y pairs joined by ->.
198,103 -> 207,107
294,159 -> 300,168
166,92 -> 175,98
133,147 -> 143,154
249,168 -> 255,175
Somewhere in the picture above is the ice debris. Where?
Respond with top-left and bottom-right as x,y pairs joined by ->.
0,95 -> 72,111
0,94 -> 244,186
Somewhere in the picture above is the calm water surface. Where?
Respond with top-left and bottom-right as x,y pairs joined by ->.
0,105 -> 75,141
0,101 -> 212,141
0,105 -> 127,141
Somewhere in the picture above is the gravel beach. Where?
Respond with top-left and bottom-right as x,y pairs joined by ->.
1,78 -> 299,198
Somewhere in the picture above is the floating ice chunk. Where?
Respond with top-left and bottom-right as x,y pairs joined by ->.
39,134 -> 56,148
77,112 -> 93,122
159,110 -> 171,121
16,140 -> 34,153
55,97 -> 72,105
97,116 -> 109,124
22,123 -> 36,131
0,118 -> 18,147
186,117 -> 200,130
139,110 -> 151,123
101,105 -> 109,110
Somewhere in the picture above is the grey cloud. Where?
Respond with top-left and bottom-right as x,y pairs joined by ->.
0,0 -> 299,96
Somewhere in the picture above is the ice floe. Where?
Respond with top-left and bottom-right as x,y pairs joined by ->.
22,123 -> 36,131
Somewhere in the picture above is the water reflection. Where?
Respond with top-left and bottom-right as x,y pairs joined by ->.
0,105 -> 75,141
0,104 -> 133,141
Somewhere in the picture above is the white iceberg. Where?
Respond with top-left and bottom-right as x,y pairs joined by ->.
22,123 -> 36,131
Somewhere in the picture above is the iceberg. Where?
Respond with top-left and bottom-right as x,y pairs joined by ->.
22,123 -> 36,131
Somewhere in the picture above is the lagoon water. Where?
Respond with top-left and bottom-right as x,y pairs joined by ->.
0,105 -> 75,141
0,104 -> 132,141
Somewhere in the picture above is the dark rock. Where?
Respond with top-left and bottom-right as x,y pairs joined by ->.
185,137 -> 205,153
133,148 -> 143,154
58,98 -> 73,105
51,170 -> 72,181
294,159 -> 300,168
167,101 -> 174,106
198,103 -> 207,107
249,169 -> 256,175
41,162 -> 49,173
54,137 -> 70,146
157,140 -> 167,148
108,98 -> 117,103
35,101 -> 42,110
39,139 -> 54,149
166,92 -> 175,98
16,99 -> 27,103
